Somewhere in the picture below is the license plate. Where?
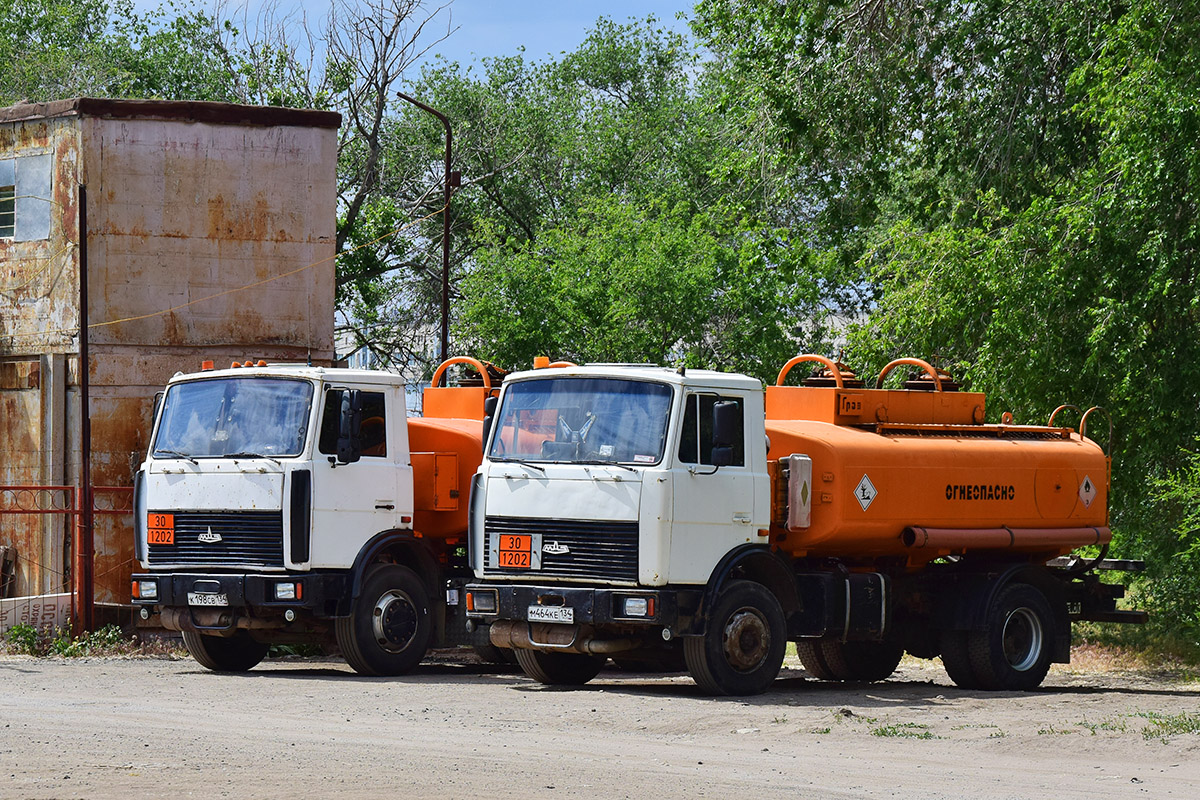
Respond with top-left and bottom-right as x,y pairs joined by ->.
187,592 -> 229,607
528,604 -> 573,624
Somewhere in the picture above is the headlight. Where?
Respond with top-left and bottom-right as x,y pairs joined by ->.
132,580 -> 158,602
620,596 -> 655,618
274,582 -> 301,601
467,590 -> 497,614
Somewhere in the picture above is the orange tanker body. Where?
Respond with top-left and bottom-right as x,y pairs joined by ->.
766,357 -> 1110,568
408,357 -> 498,541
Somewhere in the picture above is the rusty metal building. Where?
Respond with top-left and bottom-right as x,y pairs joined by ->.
0,98 -> 339,612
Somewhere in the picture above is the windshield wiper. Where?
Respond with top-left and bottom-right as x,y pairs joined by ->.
576,459 -> 637,473
155,449 -> 198,465
496,458 -> 546,473
225,451 -> 281,465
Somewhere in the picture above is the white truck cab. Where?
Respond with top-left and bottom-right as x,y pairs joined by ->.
465,364 -> 777,689
132,359 -> 490,674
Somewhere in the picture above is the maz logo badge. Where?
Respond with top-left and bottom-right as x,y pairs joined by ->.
542,541 -> 570,556
198,527 -> 223,544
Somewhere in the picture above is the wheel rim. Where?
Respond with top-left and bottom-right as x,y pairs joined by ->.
373,589 -> 418,652
1001,606 -> 1043,672
722,606 -> 771,672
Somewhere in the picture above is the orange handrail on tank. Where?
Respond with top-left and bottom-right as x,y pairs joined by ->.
430,356 -> 491,391
776,355 -> 847,388
549,361 -> 577,368
875,357 -> 944,391
1047,404 -> 1082,428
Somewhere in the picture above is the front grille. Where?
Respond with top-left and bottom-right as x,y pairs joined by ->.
148,511 -> 284,568
483,516 -> 639,582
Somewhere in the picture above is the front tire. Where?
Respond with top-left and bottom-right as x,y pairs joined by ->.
336,563 -> 432,676
182,630 -> 268,672
514,649 -> 606,685
685,580 -> 786,696
968,583 -> 1055,691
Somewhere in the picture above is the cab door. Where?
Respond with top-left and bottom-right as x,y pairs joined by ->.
667,391 -> 763,583
308,383 -> 411,567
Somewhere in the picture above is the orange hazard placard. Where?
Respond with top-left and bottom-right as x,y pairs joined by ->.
498,534 -> 532,569
148,512 -> 175,545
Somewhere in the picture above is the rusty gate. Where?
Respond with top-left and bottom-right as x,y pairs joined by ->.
0,485 -> 132,634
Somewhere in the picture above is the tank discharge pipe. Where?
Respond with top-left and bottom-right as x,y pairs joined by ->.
902,526 -> 1112,551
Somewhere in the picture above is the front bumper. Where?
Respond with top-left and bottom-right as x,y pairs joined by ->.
465,582 -> 702,633
131,571 -> 350,617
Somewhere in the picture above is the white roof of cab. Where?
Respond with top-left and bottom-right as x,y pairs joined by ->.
502,364 -> 762,392
167,363 -> 408,387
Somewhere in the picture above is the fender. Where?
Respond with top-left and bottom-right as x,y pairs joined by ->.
683,544 -> 799,635
347,529 -> 441,610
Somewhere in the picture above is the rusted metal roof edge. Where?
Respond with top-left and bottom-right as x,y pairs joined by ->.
0,98 -> 341,129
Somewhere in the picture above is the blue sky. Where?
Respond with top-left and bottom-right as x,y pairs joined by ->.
136,1 -> 696,69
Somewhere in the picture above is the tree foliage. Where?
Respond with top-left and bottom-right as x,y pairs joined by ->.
695,0 -> 1200,647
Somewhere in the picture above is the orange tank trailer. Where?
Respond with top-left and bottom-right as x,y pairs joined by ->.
409,357 -> 499,542
765,356 -> 1111,569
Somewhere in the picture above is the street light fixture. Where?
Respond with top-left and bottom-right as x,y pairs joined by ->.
397,92 -> 460,363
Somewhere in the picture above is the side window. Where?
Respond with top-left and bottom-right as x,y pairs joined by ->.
318,389 -> 388,457
0,156 -> 51,241
677,394 -> 745,466
0,183 -> 14,238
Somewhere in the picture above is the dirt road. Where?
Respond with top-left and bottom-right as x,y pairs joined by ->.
1,651 -> 1198,799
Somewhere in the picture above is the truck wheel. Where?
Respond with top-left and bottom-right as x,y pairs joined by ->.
182,630 -> 268,672
473,643 -> 518,665
939,630 -> 980,689
795,641 -> 838,680
513,648 -> 606,685
336,563 -> 431,676
968,583 -> 1055,690
684,580 -> 786,696
818,640 -> 903,682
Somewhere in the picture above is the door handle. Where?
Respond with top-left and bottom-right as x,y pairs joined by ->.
733,512 -> 752,524
375,503 -> 395,511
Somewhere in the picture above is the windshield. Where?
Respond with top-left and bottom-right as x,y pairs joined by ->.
153,378 -> 314,458
489,377 -> 673,465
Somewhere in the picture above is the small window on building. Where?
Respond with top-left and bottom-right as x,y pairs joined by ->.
677,394 -> 745,466
0,185 -> 14,238
319,389 -> 388,457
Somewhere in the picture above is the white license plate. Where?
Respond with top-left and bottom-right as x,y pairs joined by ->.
527,605 -> 573,624
187,592 -> 229,607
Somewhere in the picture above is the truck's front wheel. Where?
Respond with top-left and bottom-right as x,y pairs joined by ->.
514,649 -> 606,685
337,563 -> 432,676
182,630 -> 268,672
685,580 -> 786,696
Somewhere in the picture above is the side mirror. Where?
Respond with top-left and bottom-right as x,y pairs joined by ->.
711,400 -> 740,468
482,395 -> 498,452
337,389 -> 363,464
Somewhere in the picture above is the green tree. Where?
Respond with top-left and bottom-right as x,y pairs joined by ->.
694,0 -> 1200,647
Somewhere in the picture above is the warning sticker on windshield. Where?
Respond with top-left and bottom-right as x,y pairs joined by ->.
634,454 -> 655,463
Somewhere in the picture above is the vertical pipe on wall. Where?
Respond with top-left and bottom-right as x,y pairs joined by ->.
75,183 -> 94,634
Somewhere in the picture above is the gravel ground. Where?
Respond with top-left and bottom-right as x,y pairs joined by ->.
1,650 -> 1198,799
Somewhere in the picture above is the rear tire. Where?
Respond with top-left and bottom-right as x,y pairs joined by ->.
939,629 -> 980,689
795,641 -> 838,680
685,580 -> 786,696
817,640 -> 903,682
336,563 -> 432,676
182,630 -> 268,672
968,583 -> 1055,691
514,648 -> 606,685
